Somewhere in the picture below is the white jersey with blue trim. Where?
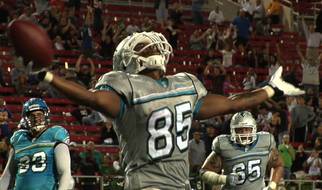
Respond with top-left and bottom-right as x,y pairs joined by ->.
95,71 -> 207,190
212,132 -> 276,190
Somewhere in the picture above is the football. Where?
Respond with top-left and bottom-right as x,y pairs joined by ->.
8,19 -> 53,70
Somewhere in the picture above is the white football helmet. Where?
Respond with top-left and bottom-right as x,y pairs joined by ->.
113,31 -> 173,74
230,111 -> 257,146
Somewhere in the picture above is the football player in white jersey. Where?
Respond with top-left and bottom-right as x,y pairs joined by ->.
201,111 -> 283,190
34,32 -> 301,189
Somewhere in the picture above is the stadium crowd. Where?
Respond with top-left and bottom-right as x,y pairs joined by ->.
0,0 -> 321,189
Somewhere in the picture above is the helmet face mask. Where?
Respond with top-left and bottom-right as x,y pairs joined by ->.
113,32 -> 173,74
22,98 -> 50,135
230,111 -> 257,146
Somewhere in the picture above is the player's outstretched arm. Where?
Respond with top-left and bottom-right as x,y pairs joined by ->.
55,143 -> 75,190
0,149 -> 15,190
265,148 -> 284,190
200,152 -> 238,186
195,66 -> 305,120
39,72 -> 121,118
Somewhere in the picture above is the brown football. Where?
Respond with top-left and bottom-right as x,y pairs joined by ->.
8,20 -> 53,69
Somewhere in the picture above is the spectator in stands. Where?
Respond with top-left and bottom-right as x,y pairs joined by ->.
79,150 -> 100,189
268,43 -> 282,77
256,104 -> 272,132
100,153 -> 119,176
71,105 -> 91,125
11,57 -> 29,96
312,123 -> 322,146
253,0 -> 265,26
75,54 -> 95,88
80,141 -> 103,171
204,25 -> 224,50
278,134 -> 295,179
292,144 -> 308,173
81,6 -> 94,58
242,68 -> 257,90
301,16 -> 322,65
0,108 -> 11,140
208,5 -> 224,25
155,0 -> 168,27
203,62 -> 226,95
100,19 -> 116,59
65,28 -> 80,50
203,125 -> 217,156
305,148 -> 322,179
101,119 -> 118,145
223,74 -> 237,95
204,48 -> 218,65
291,96 -> 315,142
69,142 -> 82,174
165,20 -> 179,49
266,0 -> 282,25
18,6 -> 37,23
189,29 -> 205,50
297,42 -> 321,105
241,0 -> 254,21
189,130 -> 206,175
0,1 -> 9,24
169,2 -> 183,26
54,35 -> 65,50
125,18 -> 140,35
221,43 -> 235,68
231,8 -> 252,47
93,1 -> 103,33
192,0 -> 205,24
82,109 -> 105,126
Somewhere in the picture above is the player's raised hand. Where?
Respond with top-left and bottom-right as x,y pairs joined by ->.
226,173 -> 239,186
266,66 -> 305,97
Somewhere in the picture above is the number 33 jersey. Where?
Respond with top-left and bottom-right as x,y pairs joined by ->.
10,126 -> 70,190
212,132 -> 276,190
95,71 -> 207,189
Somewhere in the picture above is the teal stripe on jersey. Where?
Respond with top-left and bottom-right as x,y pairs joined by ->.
225,151 -> 270,161
15,143 -> 56,154
133,89 -> 196,105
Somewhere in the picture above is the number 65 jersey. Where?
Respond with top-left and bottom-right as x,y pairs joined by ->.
212,132 -> 276,190
95,71 -> 207,190
10,126 -> 69,190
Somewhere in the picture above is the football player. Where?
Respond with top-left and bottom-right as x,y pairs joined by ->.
200,111 -> 283,190
0,98 -> 74,190
34,32 -> 301,189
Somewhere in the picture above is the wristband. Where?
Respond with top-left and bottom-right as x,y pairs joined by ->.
201,171 -> 227,185
44,72 -> 54,83
268,181 -> 277,189
262,85 -> 275,98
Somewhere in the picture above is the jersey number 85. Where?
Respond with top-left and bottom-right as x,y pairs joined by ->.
147,102 -> 192,160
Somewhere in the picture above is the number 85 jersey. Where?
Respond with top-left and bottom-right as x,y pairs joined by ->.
212,132 -> 276,190
95,71 -> 207,189
10,126 -> 69,190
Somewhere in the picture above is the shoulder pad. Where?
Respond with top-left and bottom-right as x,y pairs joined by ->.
10,129 -> 28,146
212,135 -> 229,153
95,71 -> 132,104
182,73 -> 207,98
49,126 -> 70,144
256,132 -> 276,150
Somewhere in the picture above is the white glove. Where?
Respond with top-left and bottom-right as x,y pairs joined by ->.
226,173 -> 239,186
265,66 -> 305,97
